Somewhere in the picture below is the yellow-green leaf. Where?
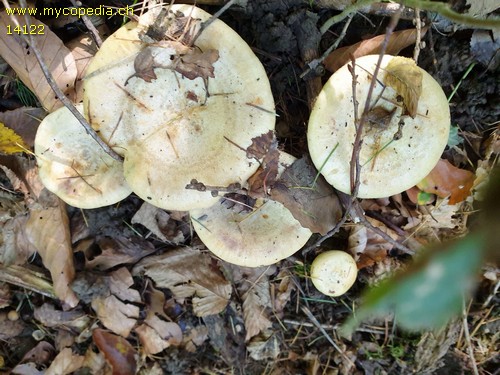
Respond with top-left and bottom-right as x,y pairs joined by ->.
383,57 -> 423,118
0,122 -> 29,154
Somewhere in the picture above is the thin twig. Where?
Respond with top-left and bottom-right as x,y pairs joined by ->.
69,0 -> 103,47
15,0 -> 122,161
300,13 -> 354,79
301,306 -> 356,368
413,7 -> 422,62
462,298 -> 479,375
192,0 -> 236,44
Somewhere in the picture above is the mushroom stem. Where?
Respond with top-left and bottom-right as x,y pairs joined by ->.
17,0 -> 123,162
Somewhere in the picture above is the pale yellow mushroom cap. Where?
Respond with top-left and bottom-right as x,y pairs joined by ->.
307,55 -> 450,198
190,152 -> 313,267
83,5 -> 275,210
34,104 -> 132,209
310,250 -> 358,297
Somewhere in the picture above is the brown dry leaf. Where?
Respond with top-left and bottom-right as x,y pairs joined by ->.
133,247 -> 232,317
0,107 -> 45,148
383,56 -> 422,118
0,317 -> 26,340
246,130 -> 276,160
0,214 -> 36,266
246,130 -> 280,196
182,325 -> 209,352
131,202 -> 185,244
129,46 -> 157,83
324,27 -> 428,72
66,34 -> 98,102
34,303 -> 90,333
86,235 -> 156,270
0,122 -> 30,154
135,315 -> 183,355
44,347 -> 85,375
270,156 -> 342,235
25,199 -> 79,308
175,48 -> 219,81
417,159 -> 475,204
20,341 -> 55,366
225,264 -> 275,341
0,12 -> 77,112
273,269 -> 296,317
92,328 -> 137,375
0,282 -> 11,308
91,268 -> 141,337
349,217 -> 397,269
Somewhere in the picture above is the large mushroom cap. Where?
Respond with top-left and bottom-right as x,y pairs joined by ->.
307,55 -> 450,198
34,104 -> 132,208
83,5 -> 275,210
190,152 -> 313,267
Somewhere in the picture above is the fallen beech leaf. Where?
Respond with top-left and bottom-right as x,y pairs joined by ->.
0,12 -> 77,111
133,247 -> 231,317
175,48 -> 219,81
25,199 -> 79,308
34,303 -> 90,332
86,235 -> 156,270
417,159 -> 475,204
324,27 -> 428,72
0,122 -> 29,154
73,268 -> 140,337
131,202 -> 185,244
45,347 -> 85,375
383,56 -> 422,118
224,264 -> 275,341
66,34 -> 98,102
270,156 -> 342,235
135,315 -> 183,355
20,341 -> 54,365
246,131 -> 280,196
93,329 -> 137,375
348,218 -> 396,269
0,107 -> 45,148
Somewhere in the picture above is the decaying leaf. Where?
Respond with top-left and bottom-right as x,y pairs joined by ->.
0,12 -> 77,111
383,56 -> 423,118
133,247 -> 232,317
324,27 -> 428,72
44,347 -> 85,375
224,264 -> 275,341
182,325 -> 209,352
93,329 -> 137,375
245,130 -> 280,196
34,303 -> 90,333
25,199 -> 79,308
20,341 -> 55,366
417,159 -> 475,204
131,202 -> 185,244
174,48 -> 219,82
135,315 -> 183,355
66,34 -> 99,102
0,122 -> 29,154
273,269 -> 296,317
0,107 -> 45,149
73,268 -> 140,337
270,156 -> 342,235
348,218 -> 396,269
85,235 -> 156,270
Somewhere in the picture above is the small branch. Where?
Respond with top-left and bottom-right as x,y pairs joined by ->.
16,0 -> 122,161
192,0 -> 236,44
462,298 -> 479,375
69,0 -> 103,47
321,0 -> 500,35
413,7 -> 422,62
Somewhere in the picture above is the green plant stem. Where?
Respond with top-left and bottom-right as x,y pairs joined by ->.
321,0 -> 500,34
448,62 -> 475,102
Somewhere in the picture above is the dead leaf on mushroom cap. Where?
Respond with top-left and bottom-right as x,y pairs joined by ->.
270,156 -> 342,235
383,56 -> 423,118
246,130 -> 280,197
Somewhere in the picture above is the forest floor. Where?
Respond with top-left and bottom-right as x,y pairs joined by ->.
0,0 -> 498,374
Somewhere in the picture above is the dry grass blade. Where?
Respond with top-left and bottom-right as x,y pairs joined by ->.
0,11 -> 77,112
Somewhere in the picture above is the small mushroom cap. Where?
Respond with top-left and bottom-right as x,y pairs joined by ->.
310,250 -> 358,297
190,152 -> 313,267
34,104 -> 132,209
83,5 -> 275,210
307,55 -> 450,198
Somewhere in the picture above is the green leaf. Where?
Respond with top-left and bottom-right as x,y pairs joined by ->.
341,234 -> 486,334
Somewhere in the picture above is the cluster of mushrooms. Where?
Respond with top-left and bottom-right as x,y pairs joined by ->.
34,5 -> 450,297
